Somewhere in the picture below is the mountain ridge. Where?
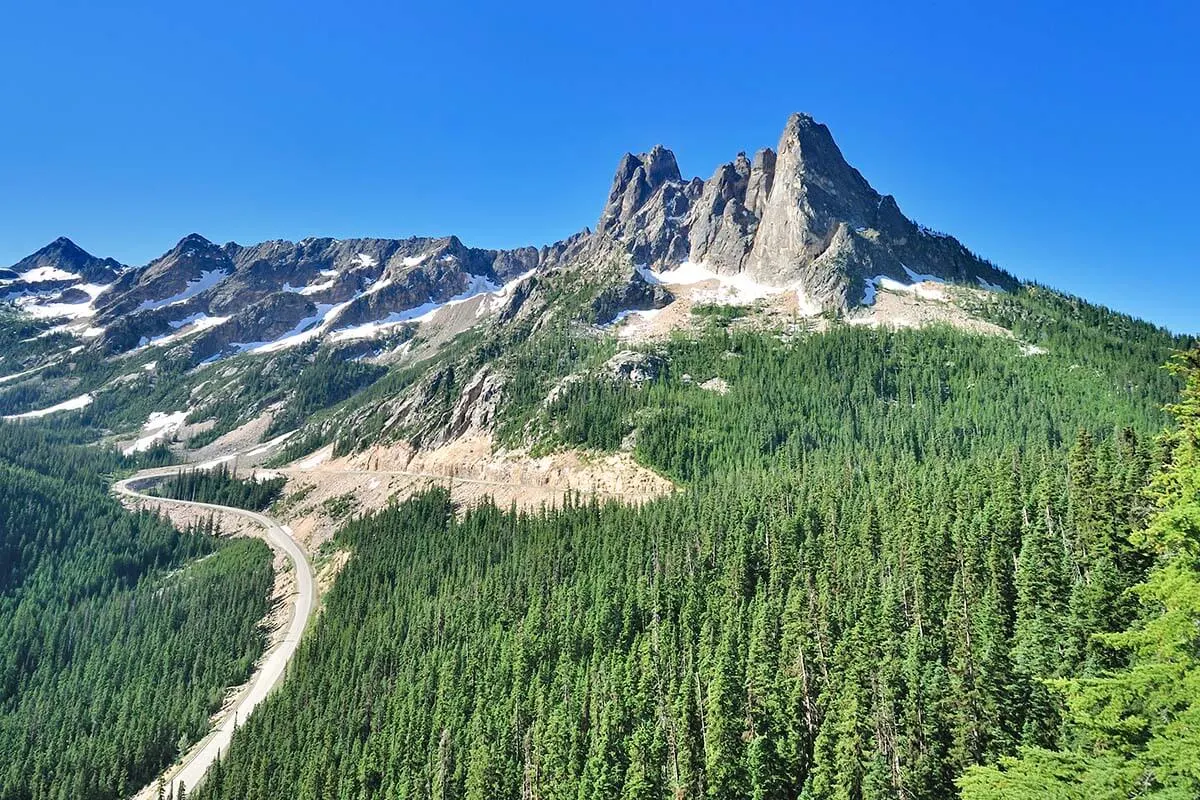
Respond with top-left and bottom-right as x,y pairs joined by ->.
4,112 -> 1017,358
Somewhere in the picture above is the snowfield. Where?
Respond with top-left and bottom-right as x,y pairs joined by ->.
122,410 -> 189,455
3,393 -> 93,420
638,261 -> 823,314
136,269 -> 229,312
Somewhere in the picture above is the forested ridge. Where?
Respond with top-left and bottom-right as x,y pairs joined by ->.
0,424 -> 273,800
195,307 -> 1192,800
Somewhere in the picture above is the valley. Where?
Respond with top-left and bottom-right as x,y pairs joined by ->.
113,471 -> 315,800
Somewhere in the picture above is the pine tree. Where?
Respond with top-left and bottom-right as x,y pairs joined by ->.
960,347 -> 1200,798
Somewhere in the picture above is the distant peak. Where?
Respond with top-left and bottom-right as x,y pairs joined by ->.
16,236 -> 93,266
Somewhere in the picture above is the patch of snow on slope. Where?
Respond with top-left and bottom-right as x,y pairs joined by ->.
196,454 -> 236,469
77,283 -> 112,300
16,295 -> 96,319
245,430 -> 297,457
3,393 -> 93,420
297,278 -> 336,295
483,269 -> 537,316
136,270 -> 229,312
363,278 -> 392,296
610,308 -> 663,340
646,261 -> 819,311
330,273 -> 504,342
238,300 -> 354,354
19,266 -> 81,282
0,362 -> 55,385
976,276 -> 1005,292
122,410 -> 189,454
862,268 -> 947,305
352,254 -> 377,268
141,314 -> 230,348
402,254 -> 428,267
168,312 -> 225,330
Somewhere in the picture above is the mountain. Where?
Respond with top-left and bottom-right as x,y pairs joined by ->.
2,114 -> 1198,800
2,112 -> 1016,359
0,237 -> 124,325
5,236 -> 124,284
598,112 -> 1016,308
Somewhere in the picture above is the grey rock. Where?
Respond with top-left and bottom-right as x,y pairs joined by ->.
595,111 -> 1017,309
590,269 -> 674,325
744,148 -> 776,219
686,152 -> 757,273
597,146 -> 697,268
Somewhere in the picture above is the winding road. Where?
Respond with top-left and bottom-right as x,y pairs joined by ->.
114,469 -> 316,800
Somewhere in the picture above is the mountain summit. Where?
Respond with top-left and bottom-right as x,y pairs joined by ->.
595,112 -> 1015,308
5,236 -> 123,284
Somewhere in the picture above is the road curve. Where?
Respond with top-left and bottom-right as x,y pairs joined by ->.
114,469 -> 315,800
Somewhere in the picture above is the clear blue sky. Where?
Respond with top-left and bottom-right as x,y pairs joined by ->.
1,0 -> 1196,333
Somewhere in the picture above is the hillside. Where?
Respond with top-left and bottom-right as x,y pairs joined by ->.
0,113 -> 1197,799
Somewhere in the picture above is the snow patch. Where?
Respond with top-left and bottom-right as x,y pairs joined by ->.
15,296 -> 96,319
136,269 -> 229,312
976,276 -> 1005,292
245,430 -> 297,456
607,308 -> 663,339
0,362 -> 54,385
122,410 -> 189,454
19,266 -> 81,283
236,300 -> 353,354
643,261 -> 818,311
330,273 -> 504,342
862,268 -> 948,305
363,278 -> 392,296
140,314 -> 230,348
76,283 -> 112,300
3,393 -> 93,420
196,454 -> 237,469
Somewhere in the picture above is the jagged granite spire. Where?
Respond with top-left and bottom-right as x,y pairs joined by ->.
594,112 -> 1016,308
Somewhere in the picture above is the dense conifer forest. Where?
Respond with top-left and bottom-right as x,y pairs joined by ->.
0,424 -> 273,800
193,309 -> 1196,799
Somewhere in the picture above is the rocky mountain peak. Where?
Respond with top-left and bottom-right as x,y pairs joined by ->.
594,112 -> 1016,308
7,236 -> 123,284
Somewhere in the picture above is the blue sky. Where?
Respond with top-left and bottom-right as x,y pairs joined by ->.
1,0 -> 1196,333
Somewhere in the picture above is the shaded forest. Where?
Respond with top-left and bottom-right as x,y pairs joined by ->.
0,425 -> 273,800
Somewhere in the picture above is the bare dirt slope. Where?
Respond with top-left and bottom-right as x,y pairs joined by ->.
272,435 -> 675,548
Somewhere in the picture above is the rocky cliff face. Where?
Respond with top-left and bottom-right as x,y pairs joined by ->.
596,113 -> 1015,308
